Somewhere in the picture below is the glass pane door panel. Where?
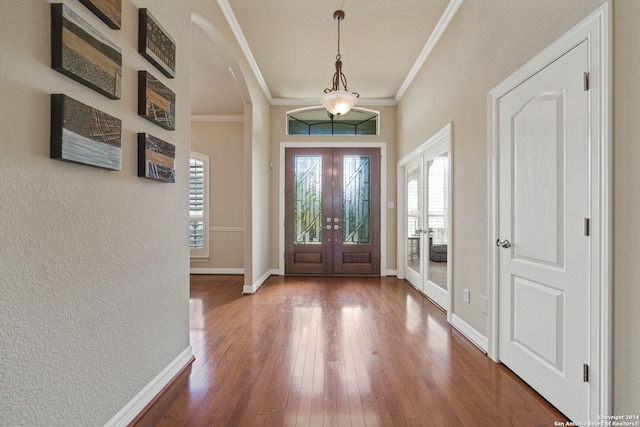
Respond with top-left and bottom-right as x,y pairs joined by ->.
426,154 -> 449,290
406,167 -> 421,276
294,155 -> 323,244
342,155 -> 371,244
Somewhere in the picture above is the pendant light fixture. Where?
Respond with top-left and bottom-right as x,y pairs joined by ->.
322,10 -> 359,117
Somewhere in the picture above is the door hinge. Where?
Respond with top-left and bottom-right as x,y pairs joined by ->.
583,364 -> 589,382
583,72 -> 590,91
584,218 -> 590,236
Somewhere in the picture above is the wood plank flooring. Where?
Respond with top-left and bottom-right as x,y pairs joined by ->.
134,275 -> 569,426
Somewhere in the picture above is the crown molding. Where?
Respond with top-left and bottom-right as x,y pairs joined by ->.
218,0 -> 461,106
217,0 -> 273,102
395,0 -> 464,102
191,115 -> 244,122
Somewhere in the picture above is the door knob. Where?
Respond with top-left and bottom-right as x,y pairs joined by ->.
496,239 -> 511,249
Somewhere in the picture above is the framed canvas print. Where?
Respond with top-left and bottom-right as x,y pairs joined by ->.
78,0 -> 122,29
138,70 -> 176,130
138,133 -> 176,183
51,94 -> 122,170
51,3 -> 122,99
138,8 -> 176,78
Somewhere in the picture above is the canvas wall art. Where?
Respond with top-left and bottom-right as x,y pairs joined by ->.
138,133 -> 176,183
138,8 -> 176,78
138,70 -> 176,130
51,3 -> 122,99
51,94 -> 122,170
78,0 -> 122,29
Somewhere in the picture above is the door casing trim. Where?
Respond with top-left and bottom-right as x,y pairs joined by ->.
487,2 -> 611,419
279,142 -> 387,276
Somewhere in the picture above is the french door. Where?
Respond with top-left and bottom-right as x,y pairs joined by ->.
403,149 -> 450,311
285,147 -> 380,275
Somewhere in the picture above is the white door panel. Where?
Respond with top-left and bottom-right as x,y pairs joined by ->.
512,92 -> 564,266
498,40 -> 589,421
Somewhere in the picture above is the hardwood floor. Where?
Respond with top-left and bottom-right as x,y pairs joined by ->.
134,275 -> 568,426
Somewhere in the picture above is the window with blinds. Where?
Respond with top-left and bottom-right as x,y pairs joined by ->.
407,178 -> 419,237
190,152 -> 209,258
428,155 -> 449,244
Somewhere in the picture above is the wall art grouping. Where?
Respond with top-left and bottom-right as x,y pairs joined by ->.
138,133 -> 176,183
49,4 -> 178,180
51,94 -> 122,171
138,70 -> 176,130
78,0 -> 122,29
51,3 -> 122,99
139,8 -> 176,79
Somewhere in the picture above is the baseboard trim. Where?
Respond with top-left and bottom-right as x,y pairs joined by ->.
242,269 -> 278,294
190,268 -> 244,275
451,314 -> 488,353
105,346 -> 194,427
385,269 -> 398,277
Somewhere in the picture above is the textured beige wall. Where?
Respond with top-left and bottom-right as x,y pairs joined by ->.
399,0 -> 639,415
0,0 -> 192,424
269,104 -> 398,272
190,121 -> 244,270
399,0 -> 605,337
612,0 -> 640,414
250,96 -> 273,284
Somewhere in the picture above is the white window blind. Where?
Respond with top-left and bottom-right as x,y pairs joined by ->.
407,178 -> 419,237
190,152 -> 209,258
428,156 -> 449,243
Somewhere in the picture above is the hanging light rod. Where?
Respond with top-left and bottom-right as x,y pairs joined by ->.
321,10 -> 359,117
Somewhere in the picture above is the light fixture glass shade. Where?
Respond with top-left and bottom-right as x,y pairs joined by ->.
322,90 -> 358,116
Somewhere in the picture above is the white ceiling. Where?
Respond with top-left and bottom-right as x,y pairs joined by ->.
191,0 -> 460,115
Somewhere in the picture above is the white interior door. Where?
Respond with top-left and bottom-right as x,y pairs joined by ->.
497,40 -> 590,421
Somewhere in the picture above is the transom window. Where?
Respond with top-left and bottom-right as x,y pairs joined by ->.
287,107 -> 379,136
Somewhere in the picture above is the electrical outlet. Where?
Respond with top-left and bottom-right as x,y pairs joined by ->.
463,289 -> 470,303
480,295 -> 488,314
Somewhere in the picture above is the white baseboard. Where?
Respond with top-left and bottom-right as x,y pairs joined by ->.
451,314 -> 488,353
105,346 -> 193,427
190,268 -> 244,275
242,269 -> 278,294
385,269 -> 398,276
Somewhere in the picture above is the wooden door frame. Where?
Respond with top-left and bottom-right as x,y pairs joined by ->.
279,142 -> 388,276
487,3 -> 612,420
